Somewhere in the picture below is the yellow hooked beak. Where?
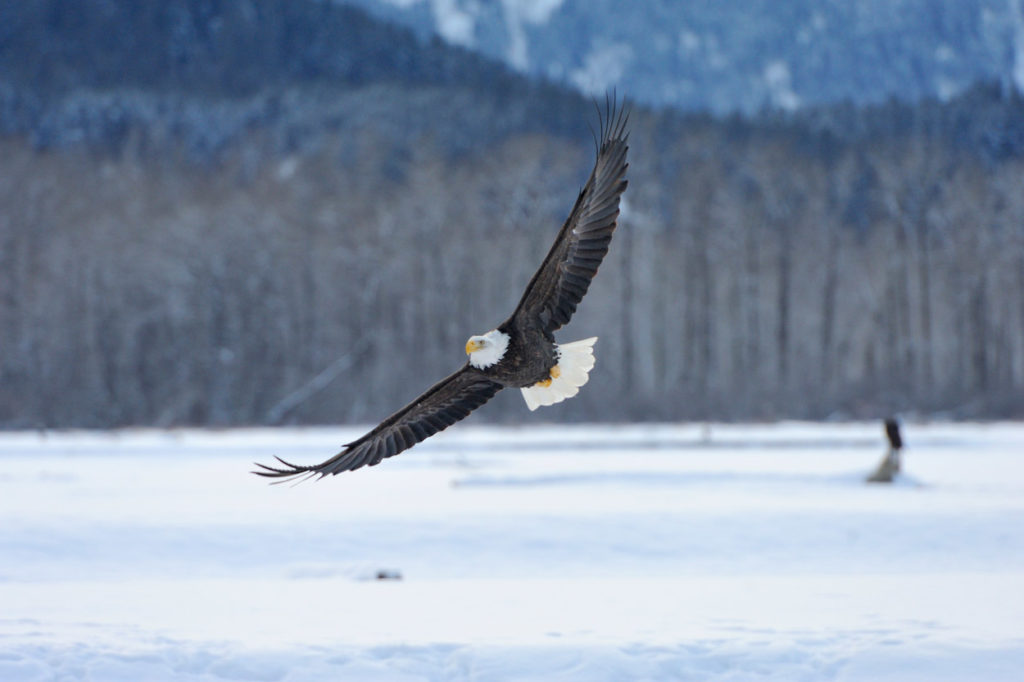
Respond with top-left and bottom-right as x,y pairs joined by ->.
465,338 -> 485,355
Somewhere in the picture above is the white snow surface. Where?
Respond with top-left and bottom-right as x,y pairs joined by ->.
2,422 -> 1023,681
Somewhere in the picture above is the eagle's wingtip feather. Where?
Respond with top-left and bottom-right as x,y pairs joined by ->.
251,455 -> 321,483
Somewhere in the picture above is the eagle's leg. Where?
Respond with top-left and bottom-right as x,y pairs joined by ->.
534,366 -> 561,388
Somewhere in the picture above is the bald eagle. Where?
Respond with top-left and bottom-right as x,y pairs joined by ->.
255,101 -> 629,481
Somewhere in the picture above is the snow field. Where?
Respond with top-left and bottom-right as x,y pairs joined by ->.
1,422 -> 1023,680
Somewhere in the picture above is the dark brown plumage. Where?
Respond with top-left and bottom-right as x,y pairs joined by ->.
868,417 -> 905,483
260,368 -> 502,480
510,105 -> 631,337
254,99 -> 629,482
885,418 -> 903,450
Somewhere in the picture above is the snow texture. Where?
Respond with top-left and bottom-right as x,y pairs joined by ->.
1013,0 -> 1024,93
1,422 -> 1023,681
348,0 -> 1023,113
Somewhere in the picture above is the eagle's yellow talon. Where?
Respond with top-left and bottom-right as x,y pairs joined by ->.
535,365 -> 561,388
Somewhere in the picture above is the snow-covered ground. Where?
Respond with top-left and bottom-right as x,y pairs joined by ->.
1,422 -> 1023,681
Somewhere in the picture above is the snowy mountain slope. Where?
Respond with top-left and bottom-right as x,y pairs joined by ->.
342,0 -> 1024,112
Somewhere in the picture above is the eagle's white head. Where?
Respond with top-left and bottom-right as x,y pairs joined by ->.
465,329 -> 509,369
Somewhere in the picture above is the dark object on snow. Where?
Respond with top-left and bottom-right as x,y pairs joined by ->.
885,418 -> 903,450
255,98 -> 629,482
868,418 -> 904,483
375,570 -> 402,581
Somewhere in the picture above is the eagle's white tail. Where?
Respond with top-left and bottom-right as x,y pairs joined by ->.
520,337 -> 597,411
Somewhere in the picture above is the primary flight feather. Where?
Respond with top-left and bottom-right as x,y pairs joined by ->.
254,99 -> 630,481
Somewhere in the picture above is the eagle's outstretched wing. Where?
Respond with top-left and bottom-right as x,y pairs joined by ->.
509,97 -> 630,335
253,366 -> 502,481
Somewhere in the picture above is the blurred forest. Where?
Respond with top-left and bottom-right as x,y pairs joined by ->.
2,0 -> 1024,427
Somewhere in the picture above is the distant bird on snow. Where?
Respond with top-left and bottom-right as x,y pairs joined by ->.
255,100 -> 630,482
867,417 -> 904,483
